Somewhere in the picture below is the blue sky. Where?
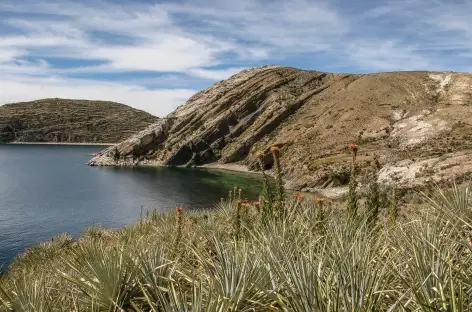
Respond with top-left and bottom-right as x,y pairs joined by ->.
0,0 -> 471,116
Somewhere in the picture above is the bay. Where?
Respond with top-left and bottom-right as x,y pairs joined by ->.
0,144 -> 263,268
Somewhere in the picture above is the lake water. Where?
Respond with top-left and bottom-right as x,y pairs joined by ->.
0,144 -> 264,268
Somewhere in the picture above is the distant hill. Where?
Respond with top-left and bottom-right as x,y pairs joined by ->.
0,98 -> 158,144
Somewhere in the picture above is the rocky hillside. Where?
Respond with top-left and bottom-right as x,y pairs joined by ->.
89,66 -> 472,193
0,98 -> 158,143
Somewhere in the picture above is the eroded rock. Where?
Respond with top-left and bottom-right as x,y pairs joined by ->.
89,66 -> 472,193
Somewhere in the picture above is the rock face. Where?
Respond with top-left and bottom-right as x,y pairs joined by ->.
89,66 -> 472,191
0,98 -> 158,143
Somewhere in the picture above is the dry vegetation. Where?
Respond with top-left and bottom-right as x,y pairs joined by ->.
1,147 -> 472,311
0,98 -> 158,143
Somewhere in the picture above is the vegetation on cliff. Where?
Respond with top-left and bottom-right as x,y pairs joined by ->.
0,98 -> 158,144
1,148 -> 471,311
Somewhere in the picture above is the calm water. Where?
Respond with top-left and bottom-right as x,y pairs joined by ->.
0,145 -> 264,268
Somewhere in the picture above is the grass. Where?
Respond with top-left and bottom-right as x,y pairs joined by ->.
1,147 -> 472,311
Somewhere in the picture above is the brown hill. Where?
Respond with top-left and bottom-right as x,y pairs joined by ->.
0,98 -> 158,144
89,66 -> 472,194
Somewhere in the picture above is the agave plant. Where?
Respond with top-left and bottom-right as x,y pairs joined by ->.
258,214 -> 392,312
423,183 -> 472,228
131,241 -> 175,307
4,163 -> 472,311
390,217 -> 472,311
57,240 -> 139,311
0,272 -> 62,312
330,220 -> 393,311
7,233 -> 74,280
260,232 -> 332,311
133,280 -> 230,312
188,236 -> 274,312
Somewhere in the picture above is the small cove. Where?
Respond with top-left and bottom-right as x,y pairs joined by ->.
0,144 -> 265,268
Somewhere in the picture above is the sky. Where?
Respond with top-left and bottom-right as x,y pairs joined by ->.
0,0 -> 471,116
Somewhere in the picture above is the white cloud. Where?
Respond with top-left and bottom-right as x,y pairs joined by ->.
159,0 -> 347,52
347,40 -> 431,72
0,59 -> 50,75
0,0 -> 345,72
0,35 -> 84,48
0,48 -> 25,62
188,67 -> 248,80
355,0 -> 472,66
0,0 -> 472,117
89,36 -> 223,72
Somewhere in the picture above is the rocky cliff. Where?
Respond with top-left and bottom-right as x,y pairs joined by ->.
89,66 -> 472,192
0,98 -> 158,144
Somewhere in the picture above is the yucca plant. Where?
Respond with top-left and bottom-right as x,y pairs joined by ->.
280,193 -> 305,225
4,148 -> 472,311
423,182 -> 472,229
330,220 -> 392,311
131,242 -> 175,305
214,197 -> 236,219
189,236 -> 274,311
259,230 -> 331,312
391,218 -> 471,311
257,212 -> 393,312
135,280 -> 230,312
417,184 -> 472,310
7,233 -> 74,279
58,240 -> 139,311
0,272 -> 62,312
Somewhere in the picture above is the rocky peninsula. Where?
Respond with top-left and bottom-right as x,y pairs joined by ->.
89,66 -> 472,194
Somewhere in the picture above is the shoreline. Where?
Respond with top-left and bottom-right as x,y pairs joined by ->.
199,163 -> 345,198
92,161 -> 333,197
90,161 -> 343,198
91,160 -> 259,175
3,142 -> 115,146
198,162 -> 256,174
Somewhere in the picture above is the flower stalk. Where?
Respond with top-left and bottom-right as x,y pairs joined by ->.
366,156 -> 381,228
315,197 -> 326,235
389,187 -> 398,227
271,146 -> 284,204
235,202 -> 242,240
257,151 -> 273,222
348,143 -> 359,219
175,206 -> 184,247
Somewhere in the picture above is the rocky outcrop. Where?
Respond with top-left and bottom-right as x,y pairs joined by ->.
0,98 -> 158,144
88,118 -> 174,166
89,66 -> 472,191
